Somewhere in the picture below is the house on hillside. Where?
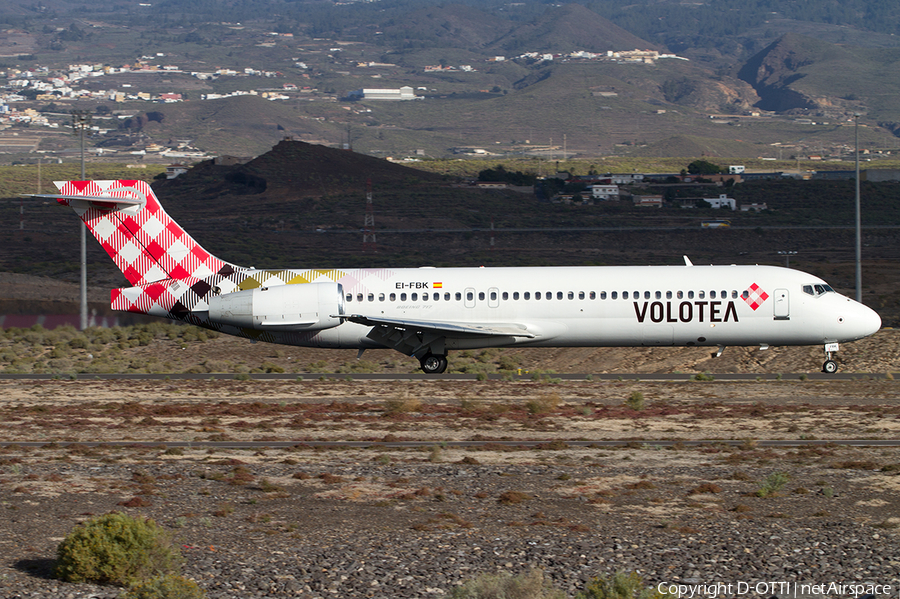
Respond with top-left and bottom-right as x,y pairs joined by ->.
591,184 -> 619,200
633,194 -> 663,207
703,193 -> 736,210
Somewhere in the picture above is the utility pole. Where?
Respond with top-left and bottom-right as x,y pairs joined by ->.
71,110 -> 92,330
854,113 -> 862,303
362,179 -> 376,252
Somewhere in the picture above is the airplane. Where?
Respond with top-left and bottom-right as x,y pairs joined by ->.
35,179 -> 881,374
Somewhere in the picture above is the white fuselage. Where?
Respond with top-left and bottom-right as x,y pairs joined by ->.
203,264 -> 880,352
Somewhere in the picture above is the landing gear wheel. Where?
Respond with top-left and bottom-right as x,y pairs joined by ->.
822,359 -> 838,374
420,353 -> 448,374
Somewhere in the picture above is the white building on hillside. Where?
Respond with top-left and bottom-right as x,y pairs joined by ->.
349,86 -> 418,101
704,193 -> 736,210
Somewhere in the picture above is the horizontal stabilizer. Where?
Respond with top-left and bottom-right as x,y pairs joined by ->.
24,193 -> 144,206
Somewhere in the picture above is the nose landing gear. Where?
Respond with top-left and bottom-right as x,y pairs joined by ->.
822,342 -> 840,374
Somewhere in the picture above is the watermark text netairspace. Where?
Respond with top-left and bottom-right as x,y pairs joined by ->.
657,582 -> 893,598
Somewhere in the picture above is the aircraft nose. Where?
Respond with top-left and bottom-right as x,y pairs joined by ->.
842,300 -> 881,341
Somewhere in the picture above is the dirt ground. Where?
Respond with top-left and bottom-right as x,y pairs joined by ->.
2,378 -> 900,598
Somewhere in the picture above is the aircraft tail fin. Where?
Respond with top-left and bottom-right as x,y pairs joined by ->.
50,180 -> 239,286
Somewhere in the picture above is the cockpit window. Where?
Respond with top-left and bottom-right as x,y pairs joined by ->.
803,284 -> 835,297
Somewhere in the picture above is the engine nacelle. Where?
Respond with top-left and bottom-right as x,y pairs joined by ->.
208,282 -> 344,331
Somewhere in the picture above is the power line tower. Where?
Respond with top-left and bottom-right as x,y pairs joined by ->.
363,179 -> 377,252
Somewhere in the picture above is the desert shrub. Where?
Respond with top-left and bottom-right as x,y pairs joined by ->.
577,571 -> 672,599
688,483 -> 722,495
121,574 -> 206,599
54,512 -> 181,586
383,396 -> 422,414
498,490 -> 530,505
525,392 -> 560,414
450,569 -> 564,599
624,391 -> 644,411
756,472 -> 790,498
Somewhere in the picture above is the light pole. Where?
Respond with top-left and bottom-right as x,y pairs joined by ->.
777,250 -> 797,268
71,110 -> 92,331
854,113 -> 862,303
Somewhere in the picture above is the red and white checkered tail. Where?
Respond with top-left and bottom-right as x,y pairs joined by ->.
54,180 -> 238,286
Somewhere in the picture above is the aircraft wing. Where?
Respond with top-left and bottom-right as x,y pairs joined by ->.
342,314 -> 534,356
344,314 -> 535,338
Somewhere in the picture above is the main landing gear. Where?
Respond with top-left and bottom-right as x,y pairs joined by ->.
822,342 -> 840,374
420,353 -> 448,374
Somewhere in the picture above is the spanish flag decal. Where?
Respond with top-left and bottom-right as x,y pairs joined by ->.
433,282 -> 443,288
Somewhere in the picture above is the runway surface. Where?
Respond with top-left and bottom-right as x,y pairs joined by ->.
0,372 -> 893,381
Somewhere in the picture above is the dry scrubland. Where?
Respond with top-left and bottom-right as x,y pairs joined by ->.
1,375 -> 900,597
2,322 -> 900,377
1,322 -> 900,598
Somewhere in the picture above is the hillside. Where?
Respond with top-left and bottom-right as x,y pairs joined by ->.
739,33 -> 900,122
489,4 -> 657,55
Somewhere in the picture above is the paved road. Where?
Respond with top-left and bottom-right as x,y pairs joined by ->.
0,372 -> 892,381
3,439 -> 899,449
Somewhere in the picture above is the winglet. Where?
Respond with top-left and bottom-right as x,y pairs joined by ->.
683,255 -> 693,266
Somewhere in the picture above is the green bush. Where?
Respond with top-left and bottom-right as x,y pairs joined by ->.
121,574 -> 207,599
577,571 -> 672,599
451,569 -> 565,599
756,472 -> 790,498
54,512 -> 181,586
625,391 -> 645,411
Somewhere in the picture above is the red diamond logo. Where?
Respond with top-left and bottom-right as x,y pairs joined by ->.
743,283 -> 769,311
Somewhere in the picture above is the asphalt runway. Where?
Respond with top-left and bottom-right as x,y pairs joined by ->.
0,372 -> 892,381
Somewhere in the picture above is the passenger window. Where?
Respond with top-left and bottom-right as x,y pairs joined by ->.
502,292 -> 508,300
589,291 -> 596,299
665,291 -> 671,299
742,290 -> 750,299
611,291 -> 617,299
432,293 -> 438,301
600,291 -> 606,300
390,293 -> 396,301
578,291 -> 585,300
732,290 -> 738,299
490,291 -> 497,301
401,293 -> 407,301
546,291 -> 552,299
568,291 -> 574,300
557,292 -> 564,300
455,292 -> 462,301
677,291 -> 683,299
367,293 -> 374,302
536,292 -> 542,300
623,291 -> 629,299
466,291 -> 474,301
644,291 -> 651,299
379,293 -> 385,302
721,290 -> 726,299
357,293 -> 363,302
513,292 -> 520,300
699,291 -> 705,299
411,293 -> 418,301
346,293 -> 353,302
688,291 -> 694,299
444,292 -> 450,301
478,291 -> 485,301
655,291 -> 661,299
710,291 -> 716,299
634,291 -> 640,299
524,292 -> 531,300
